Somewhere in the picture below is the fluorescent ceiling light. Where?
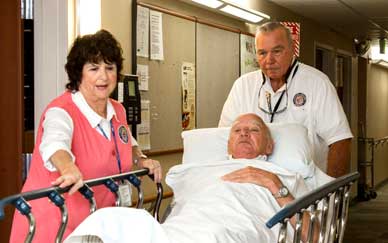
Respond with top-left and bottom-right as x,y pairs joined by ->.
223,0 -> 270,19
192,0 -> 223,9
191,0 -> 270,23
370,41 -> 388,68
220,5 -> 264,23
371,43 -> 388,62
372,59 -> 388,69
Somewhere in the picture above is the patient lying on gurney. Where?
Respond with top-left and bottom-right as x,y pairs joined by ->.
65,114 -> 324,243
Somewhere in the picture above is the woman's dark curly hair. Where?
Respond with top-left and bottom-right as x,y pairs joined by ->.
65,29 -> 124,91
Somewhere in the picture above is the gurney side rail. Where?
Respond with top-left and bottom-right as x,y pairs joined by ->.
0,169 -> 163,243
266,172 -> 360,243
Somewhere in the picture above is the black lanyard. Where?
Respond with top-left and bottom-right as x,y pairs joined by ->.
261,60 -> 299,123
270,90 -> 286,122
97,120 -> 123,173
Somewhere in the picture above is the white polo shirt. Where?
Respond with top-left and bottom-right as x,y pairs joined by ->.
219,62 -> 353,171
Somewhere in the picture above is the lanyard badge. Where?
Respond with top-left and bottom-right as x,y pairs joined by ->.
265,91 -> 272,113
118,180 -> 132,207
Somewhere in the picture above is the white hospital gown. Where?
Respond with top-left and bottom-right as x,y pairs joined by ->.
162,159 -> 310,243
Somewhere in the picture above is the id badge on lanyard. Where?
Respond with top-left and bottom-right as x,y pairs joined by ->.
118,180 -> 132,207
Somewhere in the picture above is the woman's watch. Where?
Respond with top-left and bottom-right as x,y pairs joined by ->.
273,185 -> 289,198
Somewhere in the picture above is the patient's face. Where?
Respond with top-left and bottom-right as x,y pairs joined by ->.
228,114 -> 273,159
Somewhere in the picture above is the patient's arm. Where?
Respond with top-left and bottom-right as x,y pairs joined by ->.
222,166 -> 319,243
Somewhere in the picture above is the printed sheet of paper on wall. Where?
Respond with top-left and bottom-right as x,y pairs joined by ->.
137,100 -> 151,150
136,6 -> 149,58
150,10 -> 164,60
137,64 -> 149,91
181,62 -> 196,130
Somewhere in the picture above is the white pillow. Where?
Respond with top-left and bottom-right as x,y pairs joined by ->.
181,123 -> 314,176
267,123 -> 314,176
182,127 -> 230,163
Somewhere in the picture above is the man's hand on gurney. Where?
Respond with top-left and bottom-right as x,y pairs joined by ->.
138,158 -> 163,183
50,150 -> 84,195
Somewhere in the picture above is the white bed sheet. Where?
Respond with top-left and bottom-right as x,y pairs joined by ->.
64,159 -> 333,243
64,207 -> 169,243
162,159 -> 312,243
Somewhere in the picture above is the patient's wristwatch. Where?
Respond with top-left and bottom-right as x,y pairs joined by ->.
273,185 -> 289,198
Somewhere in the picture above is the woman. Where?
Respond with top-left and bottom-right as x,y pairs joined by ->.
10,30 -> 162,243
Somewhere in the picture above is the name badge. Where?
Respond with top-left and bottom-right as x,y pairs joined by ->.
118,180 -> 132,207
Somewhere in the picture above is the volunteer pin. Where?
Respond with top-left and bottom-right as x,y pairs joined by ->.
118,125 -> 129,144
293,93 -> 306,107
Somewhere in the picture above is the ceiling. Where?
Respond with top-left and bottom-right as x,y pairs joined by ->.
267,0 -> 388,43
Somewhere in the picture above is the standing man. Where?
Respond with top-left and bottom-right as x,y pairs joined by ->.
219,21 -> 352,177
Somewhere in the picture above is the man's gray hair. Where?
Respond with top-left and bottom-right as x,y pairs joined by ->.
256,21 -> 293,47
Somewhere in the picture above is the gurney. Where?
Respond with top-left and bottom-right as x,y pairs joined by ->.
0,170 -> 358,243
0,169 -> 163,243
1,122 -> 359,243
159,159 -> 359,243
159,123 -> 360,243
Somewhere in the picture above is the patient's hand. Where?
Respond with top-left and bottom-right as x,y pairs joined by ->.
222,166 -> 317,242
221,166 -> 283,195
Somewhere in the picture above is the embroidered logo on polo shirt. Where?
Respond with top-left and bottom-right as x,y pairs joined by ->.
118,125 -> 129,144
293,93 -> 306,107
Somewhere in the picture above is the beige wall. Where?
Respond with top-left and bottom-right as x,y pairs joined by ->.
101,0 -> 133,74
350,57 -> 359,173
367,64 -> 388,185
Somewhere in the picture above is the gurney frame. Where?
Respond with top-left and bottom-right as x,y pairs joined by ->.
266,172 -> 360,243
0,169 -> 163,243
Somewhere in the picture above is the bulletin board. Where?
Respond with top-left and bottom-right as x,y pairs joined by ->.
196,23 -> 240,128
136,4 -> 247,152
137,13 -> 195,152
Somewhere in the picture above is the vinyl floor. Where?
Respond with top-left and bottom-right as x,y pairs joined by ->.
343,183 -> 388,243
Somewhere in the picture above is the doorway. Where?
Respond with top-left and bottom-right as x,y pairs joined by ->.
315,46 -> 352,121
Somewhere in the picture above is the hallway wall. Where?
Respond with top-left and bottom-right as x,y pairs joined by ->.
367,64 -> 388,186
101,0 -> 133,75
0,0 -> 23,241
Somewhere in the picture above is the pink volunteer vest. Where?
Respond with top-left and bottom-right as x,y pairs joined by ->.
10,92 -> 132,243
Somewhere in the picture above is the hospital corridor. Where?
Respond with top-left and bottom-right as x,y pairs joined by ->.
344,183 -> 388,243
1,0 -> 388,242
